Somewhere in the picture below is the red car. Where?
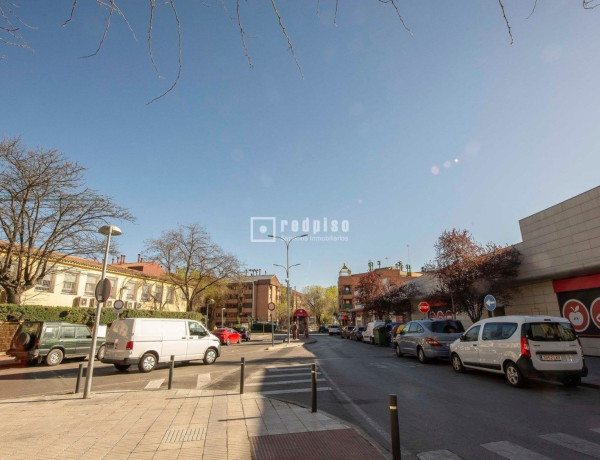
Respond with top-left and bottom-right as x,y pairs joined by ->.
212,328 -> 241,345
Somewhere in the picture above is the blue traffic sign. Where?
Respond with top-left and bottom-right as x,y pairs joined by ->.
484,294 -> 497,311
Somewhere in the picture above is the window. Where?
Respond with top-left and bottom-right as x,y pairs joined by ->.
166,287 -> 174,304
62,273 -> 77,294
526,322 -> 576,342
141,284 -> 151,302
85,275 -> 99,295
123,282 -> 137,300
43,327 -> 58,339
482,322 -> 518,341
60,326 -> 75,339
155,285 -> 163,303
463,326 -> 481,342
429,321 -> 465,334
75,326 -> 90,338
189,321 -> 207,337
35,273 -> 53,292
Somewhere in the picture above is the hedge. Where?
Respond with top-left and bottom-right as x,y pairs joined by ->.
0,304 -> 204,327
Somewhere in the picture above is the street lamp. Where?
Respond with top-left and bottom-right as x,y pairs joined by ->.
221,307 -> 226,327
83,224 -> 122,399
268,233 -> 308,344
206,298 -> 215,329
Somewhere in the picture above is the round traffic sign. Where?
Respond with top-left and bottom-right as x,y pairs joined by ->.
418,302 -> 430,313
113,299 -> 124,312
268,302 -> 276,311
484,294 -> 497,311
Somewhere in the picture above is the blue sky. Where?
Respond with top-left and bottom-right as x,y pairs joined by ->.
2,1 -> 600,290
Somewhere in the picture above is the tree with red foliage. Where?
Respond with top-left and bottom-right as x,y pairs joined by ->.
354,271 -> 385,319
424,229 -> 520,322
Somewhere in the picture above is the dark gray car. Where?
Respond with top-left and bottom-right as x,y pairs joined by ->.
395,319 -> 464,363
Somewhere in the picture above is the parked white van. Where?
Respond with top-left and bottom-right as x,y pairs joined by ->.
102,318 -> 221,372
450,315 -> 588,387
362,321 -> 385,344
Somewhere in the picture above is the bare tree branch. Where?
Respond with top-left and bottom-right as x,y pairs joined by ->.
237,0 -> 254,68
498,0 -> 514,44
62,0 -> 79,27
526,0 -> 538,19
269,0 -> 304,78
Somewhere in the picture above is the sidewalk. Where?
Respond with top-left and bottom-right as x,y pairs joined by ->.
0,389 -> 386,460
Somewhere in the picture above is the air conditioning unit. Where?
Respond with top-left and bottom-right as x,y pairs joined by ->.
106,300 -> 113,308
126,301 -> 134,309
75,297 -> 89,307
135,302 -> 142,309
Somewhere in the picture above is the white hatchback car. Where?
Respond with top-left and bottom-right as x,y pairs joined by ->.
328,324 -> 341,335
450,315 -> 588,387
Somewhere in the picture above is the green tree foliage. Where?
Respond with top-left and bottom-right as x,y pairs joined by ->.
303,285 -> 337,327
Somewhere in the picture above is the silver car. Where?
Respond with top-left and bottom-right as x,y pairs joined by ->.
395,319 -> 464,363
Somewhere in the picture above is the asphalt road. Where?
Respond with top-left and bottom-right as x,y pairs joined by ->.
2,334 -> 599,459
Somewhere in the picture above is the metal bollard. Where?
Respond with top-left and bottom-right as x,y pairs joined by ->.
75,363 -> 85,394
168,355 -> 175,390
311,363 -> 317,413
240,357 -> 245,394
389,394 -> 401,460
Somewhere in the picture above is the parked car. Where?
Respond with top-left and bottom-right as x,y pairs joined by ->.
318,325 -> 329,333
328,324 -> 341,335
341,325 -> 355,339
8,321 -> 106,366
362,321 -> 385,344
102,318 -> 220,372
212,328 -> 242,345
395,319 -> 465,363
450,315 -> 588,387
350,326 -> 366,341
233,326 -> 251,341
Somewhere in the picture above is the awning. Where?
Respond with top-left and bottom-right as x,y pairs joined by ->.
293,309 -> 308,317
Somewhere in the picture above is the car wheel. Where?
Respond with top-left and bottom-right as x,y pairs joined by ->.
46,348 -> 64,366
96,345 -> 106,361
226,338 -> 231,346
395,344 -> 403,357
504,361 -> 526,387
451,353 -> 465,373
562,375 -> 581,387
237,337 -> 241,344
114,364 -> 131,371
417,347 -> 429,364
203,348 -> 217,364
138,353 -> 157,373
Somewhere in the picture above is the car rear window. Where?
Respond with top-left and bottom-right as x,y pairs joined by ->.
526,322 -> 577,342
427,321 -> 465,333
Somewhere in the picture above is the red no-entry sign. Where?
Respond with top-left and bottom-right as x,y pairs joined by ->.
418,302 -> 430,313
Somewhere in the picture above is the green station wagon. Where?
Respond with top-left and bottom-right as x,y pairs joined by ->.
8,321 -> 106,366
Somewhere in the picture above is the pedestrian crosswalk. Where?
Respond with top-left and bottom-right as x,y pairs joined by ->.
412,428 -> 600,460
247,364 -> 332,396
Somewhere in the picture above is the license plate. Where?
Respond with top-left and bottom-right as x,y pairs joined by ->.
540,354 -> 562,361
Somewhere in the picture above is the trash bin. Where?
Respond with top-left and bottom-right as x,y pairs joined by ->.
374,325 -> 387,346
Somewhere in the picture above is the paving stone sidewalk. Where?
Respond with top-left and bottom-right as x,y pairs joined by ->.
0,389 -> 386,460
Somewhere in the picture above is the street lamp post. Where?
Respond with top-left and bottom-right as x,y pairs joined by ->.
83,224 -> 122,399
221,307 -> 226,328
268,233 -> 308,344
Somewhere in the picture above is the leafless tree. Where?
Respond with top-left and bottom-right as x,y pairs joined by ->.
144,223 -> 241,312
0,136 -> 135,304
3,1 -> 584,101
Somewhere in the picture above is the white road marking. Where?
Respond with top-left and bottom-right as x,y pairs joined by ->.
251,372 -> 320,379
418,449 -> 463,460
245,378 -> 326,387
481,441 -> 552,460
253,387 -> 332,395
540,433 -> 600,458
144,379 -> 164,390
265,365 -> 314,371
196,373 -> 211,388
